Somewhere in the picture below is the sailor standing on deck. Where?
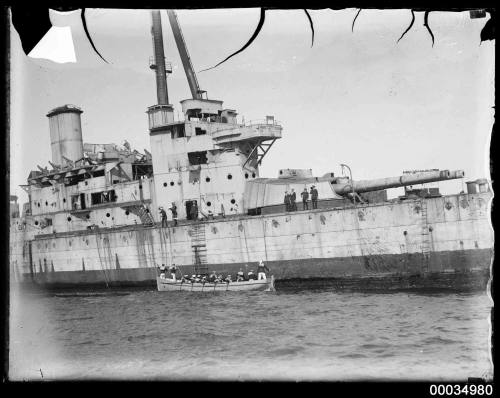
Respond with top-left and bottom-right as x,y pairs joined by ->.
257,260 -> 270,280
290,189 -> 297,211
169,202 -> 178,226
310,186 -> 318,209
284,191 -> 291,212
301,188 -> 309,210
159,207 -> 167,228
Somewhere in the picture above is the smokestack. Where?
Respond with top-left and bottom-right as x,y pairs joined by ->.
151,10 -> 169,105
46,104 -> 84,166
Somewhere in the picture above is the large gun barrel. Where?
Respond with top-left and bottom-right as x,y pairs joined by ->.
333,170 -> 464,195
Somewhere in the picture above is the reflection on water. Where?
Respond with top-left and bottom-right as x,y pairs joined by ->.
9,284 -> 492,381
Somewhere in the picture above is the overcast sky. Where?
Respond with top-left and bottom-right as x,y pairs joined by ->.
9,8 -> 495,203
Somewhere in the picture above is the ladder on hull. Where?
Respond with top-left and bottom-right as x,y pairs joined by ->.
420,198 -> 431,273
191,223 -> 208,275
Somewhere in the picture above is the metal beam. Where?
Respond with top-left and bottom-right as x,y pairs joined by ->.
167,10 -> 203,100
257,139 -> 276,165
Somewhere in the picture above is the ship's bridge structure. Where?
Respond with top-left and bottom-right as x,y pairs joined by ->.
146,10 -> 282,220
148,97 -> 282,220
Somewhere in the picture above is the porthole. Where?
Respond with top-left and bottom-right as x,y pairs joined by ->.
252,173 -> 256,178
67,217 -> 72,222
34,221 -> 39,226
163,182 -> 167,187
244,173 -> 249,179
279,170 -> 283,175
230,199 -> 236,204
106,213 -> 110,217
227,174 -> 233,180
403,231 -> 407,236
170,181 -> 175,186
206,177 -> 211,182
125,210 -> 130,215
207,201 -> 212,207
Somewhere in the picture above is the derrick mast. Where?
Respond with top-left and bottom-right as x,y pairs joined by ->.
167,10 -> 205,100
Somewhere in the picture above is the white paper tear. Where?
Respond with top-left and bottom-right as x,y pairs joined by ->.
28,25 -> 76,63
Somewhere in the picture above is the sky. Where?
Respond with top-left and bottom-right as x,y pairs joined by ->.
9,8 -> 495,204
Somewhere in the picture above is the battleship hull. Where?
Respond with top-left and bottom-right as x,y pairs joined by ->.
10,192 -> 493,291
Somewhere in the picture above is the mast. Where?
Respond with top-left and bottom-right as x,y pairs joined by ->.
167,10 -> 205,100
150,10 -> 169,105
147,10 -> 174,131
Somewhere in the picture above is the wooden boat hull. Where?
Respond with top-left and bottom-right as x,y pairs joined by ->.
156,275 -> 275,292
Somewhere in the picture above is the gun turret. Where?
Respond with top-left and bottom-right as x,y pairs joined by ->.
332,170 -> 464,195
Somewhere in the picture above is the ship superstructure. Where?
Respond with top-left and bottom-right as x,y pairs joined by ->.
9,10 -> 493,289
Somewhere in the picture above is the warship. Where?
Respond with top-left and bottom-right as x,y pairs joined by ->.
9,10 -> 493,290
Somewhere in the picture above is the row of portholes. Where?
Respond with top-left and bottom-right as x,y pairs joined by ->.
34,211 -> 115,225
162,173 -> 257,187
205,199 -> 236,207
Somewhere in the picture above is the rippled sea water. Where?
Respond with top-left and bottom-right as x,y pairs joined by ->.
9,284 -> 492,381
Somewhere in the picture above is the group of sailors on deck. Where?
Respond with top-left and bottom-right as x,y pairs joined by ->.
158,260 -> 270,283
284,186 -> 319,212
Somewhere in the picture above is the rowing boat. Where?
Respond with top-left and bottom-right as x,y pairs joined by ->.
156,275 -> 275,292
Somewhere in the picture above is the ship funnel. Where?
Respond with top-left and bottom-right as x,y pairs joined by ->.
46,105 -> 84,166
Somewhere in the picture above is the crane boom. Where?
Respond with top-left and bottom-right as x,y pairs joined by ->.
167,10 -> 204,100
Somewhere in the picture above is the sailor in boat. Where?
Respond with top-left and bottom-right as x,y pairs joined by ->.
257,260 -> 270,280
247,270 -> 256,280
169,264 -> 178,281
159,264 -> 167,279
236,269 -> 244,282
208,270 -> 217,283
225,275 -> 232,283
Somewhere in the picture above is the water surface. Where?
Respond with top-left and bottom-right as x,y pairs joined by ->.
9,285 -> 492,381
